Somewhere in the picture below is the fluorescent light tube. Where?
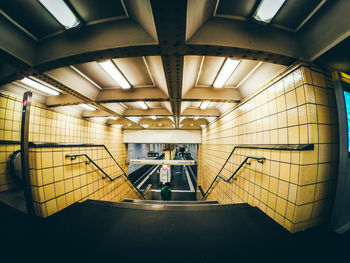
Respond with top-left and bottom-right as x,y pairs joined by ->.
107,116 -> 118,120
99,60 -> 131,89
20,77 -> 60,96
200,101 -> 210,110
151,116 -> 157,120
194,116 -> 199,120
137,101 -> 148,110
38,0 -> 80,29
213,58 -> 240,88
253,0 -> 286,23
78,104 -> 96,111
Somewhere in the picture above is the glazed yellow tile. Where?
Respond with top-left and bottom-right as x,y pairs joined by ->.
55,181 -> 65,196
299,165 -> 317,185
44,183 -> 55,201
278,128 -> 288,144
288,126 -> 299,144
276,96 -> 286,112
296,184 -> 316,205
293,204 -> 313,223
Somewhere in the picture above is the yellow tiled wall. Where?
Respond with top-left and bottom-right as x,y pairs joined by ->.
29,146 -> 140,217
0,94 -> 21,191
198,63 -> 338,233
0,92 -> 140,216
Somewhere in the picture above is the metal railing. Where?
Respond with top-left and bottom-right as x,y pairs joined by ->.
201,147 -> 265,200
65,147 -> 146,199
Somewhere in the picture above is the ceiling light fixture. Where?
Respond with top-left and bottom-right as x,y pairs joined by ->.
253,0 -> 286,23
127,123 -> 132,126
137,101 -> 148,110
20,77 -> 60,96
98,60 -> 131,89
200,101 -> 210,110
38,0 -> 80,29
151,116 -> 157,120
194,116 -> 199,120
78,104 -> 96,111
236,61 -> 263,88
213,58 -> 240,88
107,116 -> 118,120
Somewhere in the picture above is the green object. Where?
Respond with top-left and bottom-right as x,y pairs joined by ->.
161,186 -> 172,200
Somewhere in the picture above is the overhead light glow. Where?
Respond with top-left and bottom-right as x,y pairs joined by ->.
213,58 -> 240,88
137,101 -> 148,110
194,116 -> 199,120
20,77 -> 60,96
253,0 -> 286,23
98,60 -> 131,89
127,123 -> 132,126
200,101 -> 210,110
107,116 -> 118,120
38,0 -> 80,29
142,124 -> 150,128
78,104 -> 96,111
151,116 -> 157,120
158,123 -> 163,126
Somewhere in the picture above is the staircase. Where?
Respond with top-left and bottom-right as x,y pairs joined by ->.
2,198 -> 347,262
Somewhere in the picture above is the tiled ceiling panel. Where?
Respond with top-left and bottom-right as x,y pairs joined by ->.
113,57 -> 153,87
272,0 -> 323,31
215,0 -> 258,19
197,56 -> 225,86
0,0 -> 62,39
69,0 -> 127,23
73,61 -> 118,88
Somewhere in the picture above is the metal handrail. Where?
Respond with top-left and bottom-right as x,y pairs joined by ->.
65,149 -> 145,199
201,147 -> 265,200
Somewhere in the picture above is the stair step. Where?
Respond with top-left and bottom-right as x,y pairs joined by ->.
122,199 -> 219,205
83,199 -> 251,211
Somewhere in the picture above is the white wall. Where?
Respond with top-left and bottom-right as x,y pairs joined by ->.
123,130 -> 201,143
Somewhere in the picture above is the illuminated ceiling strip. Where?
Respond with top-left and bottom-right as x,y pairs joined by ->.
236,61 -> 263,88
137,101 -> 148,109
99,60 -> 131,89
78,104 -> 96,111
200,101 -> 210,110
213,58 -> 240,88
253,0 -> 286,24
70,66 -> 102,90
142,56 -> 156,86
20,77 -> 60,96
195,56 -> 205,87
38,0 -> 80,29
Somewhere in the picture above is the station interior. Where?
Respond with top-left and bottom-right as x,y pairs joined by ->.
1,0 -> 350,261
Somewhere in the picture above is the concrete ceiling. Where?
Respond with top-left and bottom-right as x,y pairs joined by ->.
0,0 -> 349,130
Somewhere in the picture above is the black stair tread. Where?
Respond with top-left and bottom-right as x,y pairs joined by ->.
122,198 -> 219,205
83,199 -> 251,211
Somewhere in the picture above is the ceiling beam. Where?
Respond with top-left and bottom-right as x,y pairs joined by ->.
188,17 -> 303,59
183,87 -> 241,102
150,0 -> 187,128
96,87 -> 168,103
46,94 -> 84,107
123,108 -> 172,116
298,0 -> 350,61
82,110 -> 114,118
34,73 -> 143,128
181,108 -> 220,117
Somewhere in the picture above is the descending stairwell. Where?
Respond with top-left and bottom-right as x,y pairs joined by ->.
1,198 -> 349,262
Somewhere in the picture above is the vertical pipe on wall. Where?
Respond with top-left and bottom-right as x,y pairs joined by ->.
21,91 -> 35,215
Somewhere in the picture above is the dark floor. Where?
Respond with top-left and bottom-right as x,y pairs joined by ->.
1,200 -> 350,263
